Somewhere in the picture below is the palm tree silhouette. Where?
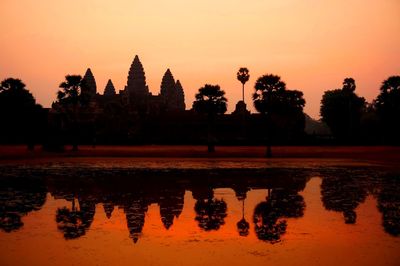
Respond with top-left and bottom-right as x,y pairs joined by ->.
192,84 -> 227,152
237,200 -> 250,237
237,67 -> 250,103
55,197 -> 95,239
57,75 -> 91,151
253,74 -> 286,157
194,196 -> 227,231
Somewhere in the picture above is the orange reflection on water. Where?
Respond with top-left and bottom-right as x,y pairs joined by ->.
0,177 -> 399,266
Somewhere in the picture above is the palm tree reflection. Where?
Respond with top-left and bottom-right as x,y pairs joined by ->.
237,200 -> 250,237
235,184 -> 250,237
321,175 -> 367,224
376,175 -> 400,236
253,188 -> 305,243
56,197 -> 96,239
193,189 -> 227,231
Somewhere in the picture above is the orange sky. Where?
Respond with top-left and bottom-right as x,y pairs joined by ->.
1,0 -> 399,118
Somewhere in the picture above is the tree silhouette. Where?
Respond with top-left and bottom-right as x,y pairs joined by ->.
320,78 -> 366,142
320,175 -> 367,224
194,196 -> 227,231
253,74 -> 305,157
342,77 -> 356,92
0,78 -> 44,149
374,76 -> 400,144
55,198 -> 95,239
237,200 -> 250,237
192,84 -> 227,152
376,175 -> 400,236
0,177 -> 46,232
237,67 -> 250,102
55,75 -> 91,151
253,188 -> 305,243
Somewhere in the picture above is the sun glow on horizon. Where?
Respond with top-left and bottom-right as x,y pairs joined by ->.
1,0 -> 399,118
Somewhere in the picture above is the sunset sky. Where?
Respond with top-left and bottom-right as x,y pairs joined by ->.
1,0 -> 399,118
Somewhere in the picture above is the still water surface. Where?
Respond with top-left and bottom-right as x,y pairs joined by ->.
0,162 -> 399,265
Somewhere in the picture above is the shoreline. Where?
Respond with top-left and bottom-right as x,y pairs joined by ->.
1,145 -> 399,169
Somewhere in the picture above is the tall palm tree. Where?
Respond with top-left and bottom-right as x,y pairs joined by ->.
193,84 -> 227,152
253,74 -> 286,157
57,75 -> 90,151
237,68 -> 250,103
237,199 -> 250,236
253,74 -> 305,157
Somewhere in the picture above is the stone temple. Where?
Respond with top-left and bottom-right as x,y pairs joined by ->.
86,55 -> 186,114
49,54 -> 305,145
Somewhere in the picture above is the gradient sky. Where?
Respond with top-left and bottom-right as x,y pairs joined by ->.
1,0 -> 399,118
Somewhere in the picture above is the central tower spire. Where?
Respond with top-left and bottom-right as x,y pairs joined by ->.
125,55 -> 149,103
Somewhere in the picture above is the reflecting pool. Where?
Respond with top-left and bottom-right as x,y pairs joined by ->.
1,163 -> 399,265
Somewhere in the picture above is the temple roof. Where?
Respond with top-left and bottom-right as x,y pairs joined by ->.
82,68 -> 97,96
104,79 -> 116,96
160,69 -> 176,97
175,80 -> 186,110
126,55 -> 148,96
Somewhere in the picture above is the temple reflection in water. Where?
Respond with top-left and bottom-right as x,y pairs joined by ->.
1,168 -> 400,244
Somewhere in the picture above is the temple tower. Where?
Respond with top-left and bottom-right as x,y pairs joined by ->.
160,69 -> 185,111
82,68 -> 97,97
175,80 -> 186,110
104,79 -> 116,97
125,55 -> 149,104
160,69 -> 176,103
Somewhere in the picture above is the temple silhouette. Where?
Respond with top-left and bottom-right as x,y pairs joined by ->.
78,55 -> 185,115
47,55 -> 309,146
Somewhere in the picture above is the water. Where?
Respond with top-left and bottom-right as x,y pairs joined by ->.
0,162 -> 399,265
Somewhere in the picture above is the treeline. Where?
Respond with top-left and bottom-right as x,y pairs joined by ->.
0,73 -> 399,151
0,79 -> 47,149
320,76 -> 400,145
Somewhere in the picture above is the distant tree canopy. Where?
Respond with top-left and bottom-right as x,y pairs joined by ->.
320,78 -> 366,142
193,84 -> 227,116
193,84 -> 227,152
374,76 -> 400,143
253,74 -> 306,155
0,78 -> 44,146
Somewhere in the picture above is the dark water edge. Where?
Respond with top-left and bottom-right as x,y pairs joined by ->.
1,163 -> 399,265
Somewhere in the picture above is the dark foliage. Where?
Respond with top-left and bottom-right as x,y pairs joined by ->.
321,175 -> 367,224
56,199 -> 95,239
53,75 -> 94,150
320,78 -> 366,142
0,177 -> 46,232
193,84 -> 227,152
253,74 -> 306,156
0,78 -> 45,148
253,188 -> 305,243
377,175 -> 400,236
194,197 -> 227,231
374,76 -> 400,144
